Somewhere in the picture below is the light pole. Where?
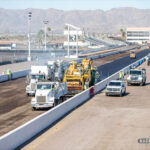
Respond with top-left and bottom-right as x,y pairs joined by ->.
43,20 -> 49,51
27,12 -> 32,61
67,25 -> 70,57
76,30 -> 78,57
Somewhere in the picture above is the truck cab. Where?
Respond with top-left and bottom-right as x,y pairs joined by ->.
26,66 -> 51,96
106,80 -> 126,97
127,69 -> 146,86
147,55 -> 150,66
31,81 -> 67,110
26,73 -> 45,95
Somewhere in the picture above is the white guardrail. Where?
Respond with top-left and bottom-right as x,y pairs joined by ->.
0,55 -> 147,150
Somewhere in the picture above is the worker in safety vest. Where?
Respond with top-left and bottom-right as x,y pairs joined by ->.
7,69 -> 12,80
119,71 -> 124,80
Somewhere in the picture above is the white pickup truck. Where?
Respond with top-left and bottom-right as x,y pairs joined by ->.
31,81 -> 68,110
105,80 -> 126,97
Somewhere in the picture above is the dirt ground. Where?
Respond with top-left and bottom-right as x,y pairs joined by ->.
0,48 -> 144,137
22,61 -> 150,150
0,78 -> 44,136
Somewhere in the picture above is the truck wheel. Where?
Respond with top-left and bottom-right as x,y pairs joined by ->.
140,82 -> 143,86
54,100 -> 57,107
127,82 -> 130,86
60,97 -> 64,103
105,93 -> 108,96
62,96 -> 66,102
124,89 -> 126,96
32,107 -> 36,111
120,92 -> 122,97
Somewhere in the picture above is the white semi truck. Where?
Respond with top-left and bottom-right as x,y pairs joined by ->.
26,65 -> 52,96
31,81 -> 68,110
26,60 -> 64,96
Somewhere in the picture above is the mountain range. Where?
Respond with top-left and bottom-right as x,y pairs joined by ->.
0,7 -> 150,34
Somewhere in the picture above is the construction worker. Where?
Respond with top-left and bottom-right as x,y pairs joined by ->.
119,71 -> 124,80
7,69 -> 12,80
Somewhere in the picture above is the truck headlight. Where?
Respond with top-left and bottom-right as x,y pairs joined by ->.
31,97 -> 36,102
127,76 -> 130,80
26,86 -> 30,90
138,77 -> 142,80
117,88 -> 121,91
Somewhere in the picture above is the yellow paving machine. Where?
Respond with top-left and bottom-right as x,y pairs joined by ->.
63,58 -> 98,94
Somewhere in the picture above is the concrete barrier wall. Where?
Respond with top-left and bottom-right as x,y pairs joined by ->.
0,75 -> 9,82
0,89 -> 90,150
12,70 -> 30,79
0,55 -> 146,150
0,70 -> 30,83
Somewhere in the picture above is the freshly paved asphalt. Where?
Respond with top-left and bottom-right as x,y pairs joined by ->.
98,49 -> 150,80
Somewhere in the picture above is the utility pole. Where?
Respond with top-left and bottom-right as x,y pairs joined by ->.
27,12 -> 32,61
43,20 -> 49,51
76,30 -> 78,57
67,25 -> 70,57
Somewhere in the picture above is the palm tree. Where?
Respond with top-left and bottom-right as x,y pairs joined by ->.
47,27 -> 51,35
120,28 -> 126,40
65,25 -> 69,30
37,29 -> 44,47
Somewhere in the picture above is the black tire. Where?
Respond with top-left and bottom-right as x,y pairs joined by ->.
105,93 -> 108,96
59,97 -> 64,103
32,107 -> 36,111
62,96 -> 66,102
124,89 -> 126,96
54,100 -> 57,107
127,82 -> 130,86
120,92 -> 122,97
140,82 -> 143,86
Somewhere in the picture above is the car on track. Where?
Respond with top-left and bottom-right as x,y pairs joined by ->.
105,80 -> 126,97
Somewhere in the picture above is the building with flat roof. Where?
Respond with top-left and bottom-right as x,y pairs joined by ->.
126,27 -> 150,44
0,42 -> 13,50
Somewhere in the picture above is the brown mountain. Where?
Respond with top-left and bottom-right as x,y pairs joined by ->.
0,7 -> 150,34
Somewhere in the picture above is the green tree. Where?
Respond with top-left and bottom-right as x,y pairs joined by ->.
37,29 -> 44,47
120,28 -> 126,40
65,25 -> 69,30
47,27 -> 51,32
46,27 -> 51,38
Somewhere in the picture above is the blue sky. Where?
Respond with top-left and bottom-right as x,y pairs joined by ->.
0,0 -> 150,10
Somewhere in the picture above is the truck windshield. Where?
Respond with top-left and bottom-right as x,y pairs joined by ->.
31,75 -> 44,80
109,82 -> 121,86
130,71 -> 141,75
131,52 -> 135,54
37,84 -> 51,90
